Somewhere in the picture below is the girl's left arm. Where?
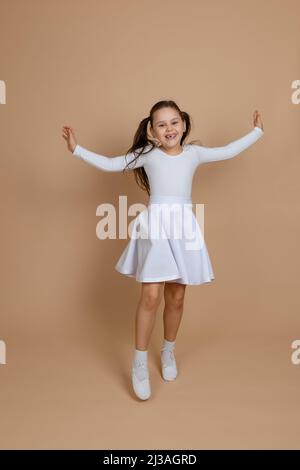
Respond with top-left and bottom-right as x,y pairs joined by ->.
195,110 -> 264,164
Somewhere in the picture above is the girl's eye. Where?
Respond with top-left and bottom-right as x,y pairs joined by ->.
159,122 -> 178,127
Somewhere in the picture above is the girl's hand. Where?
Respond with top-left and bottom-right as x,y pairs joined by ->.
62,125 -> 77,153
253,110 -> 264,131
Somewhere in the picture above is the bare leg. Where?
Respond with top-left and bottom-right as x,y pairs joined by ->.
135,282 -> 164,350
163,282 -> 187,341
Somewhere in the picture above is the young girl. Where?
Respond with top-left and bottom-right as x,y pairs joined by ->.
62,100 -> 264,401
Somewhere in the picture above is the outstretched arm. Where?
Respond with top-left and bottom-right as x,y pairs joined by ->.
72,144 -> 146,172
62,125 -> 145,172
195,126 -> 264,164
195,111 -> 264,164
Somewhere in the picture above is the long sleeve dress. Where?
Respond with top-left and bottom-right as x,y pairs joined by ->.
72,126 -> 264,285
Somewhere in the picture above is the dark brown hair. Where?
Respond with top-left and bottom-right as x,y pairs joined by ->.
122,100 -> 202,196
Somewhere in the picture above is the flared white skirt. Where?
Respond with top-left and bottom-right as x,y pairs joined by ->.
115,195 -> 215,285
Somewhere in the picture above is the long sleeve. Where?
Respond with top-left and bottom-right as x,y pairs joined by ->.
195,126 -> 264,164
72,144 -> 146,172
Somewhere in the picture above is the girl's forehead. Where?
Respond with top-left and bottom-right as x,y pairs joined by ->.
153,110 -> 181,124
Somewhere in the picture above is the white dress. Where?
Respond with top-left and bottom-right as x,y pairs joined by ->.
72,126 -> 264,285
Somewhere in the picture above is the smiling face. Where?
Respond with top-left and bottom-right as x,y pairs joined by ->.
150,107 -> 186,151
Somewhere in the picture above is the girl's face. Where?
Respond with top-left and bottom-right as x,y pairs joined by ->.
149,108 -> 186,150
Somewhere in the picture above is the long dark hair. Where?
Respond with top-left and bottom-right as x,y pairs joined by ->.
122,100 -> 202,196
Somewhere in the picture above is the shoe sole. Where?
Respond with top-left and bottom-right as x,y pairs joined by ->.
162,372 -> 177,381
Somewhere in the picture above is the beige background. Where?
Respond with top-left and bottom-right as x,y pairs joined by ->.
0,0 -> 299,450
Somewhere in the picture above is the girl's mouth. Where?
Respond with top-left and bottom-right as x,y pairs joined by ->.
165,134 -> 177,140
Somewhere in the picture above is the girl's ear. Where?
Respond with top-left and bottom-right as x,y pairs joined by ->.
147,121 -> 162,147
147,121 -> 155,138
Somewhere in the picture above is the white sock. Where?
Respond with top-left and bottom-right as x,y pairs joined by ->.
132,349 -> 148,381
161,339 -> 175,352
161,340 -> 176,366
133,348 -> 148,362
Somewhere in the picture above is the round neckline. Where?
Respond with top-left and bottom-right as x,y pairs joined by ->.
155,143 -> 188,158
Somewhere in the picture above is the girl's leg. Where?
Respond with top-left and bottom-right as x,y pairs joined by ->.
163,282 -> 187,341
134,281 -> 164,350
132,282 -> 164,400
160,282 -> 187,381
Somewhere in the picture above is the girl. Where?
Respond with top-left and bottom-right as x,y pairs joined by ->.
62,100 -> 264,401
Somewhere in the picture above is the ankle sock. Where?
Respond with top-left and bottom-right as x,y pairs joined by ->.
132,349 -> 148,381
161,339 -> 175,351
133,348 -> 148,362
161,340 -> 176,367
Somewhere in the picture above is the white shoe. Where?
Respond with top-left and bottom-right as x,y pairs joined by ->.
132,359 -> 151,400
161,347 -> 178,381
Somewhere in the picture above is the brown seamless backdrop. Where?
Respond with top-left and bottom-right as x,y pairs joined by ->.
0,0 -> 299,450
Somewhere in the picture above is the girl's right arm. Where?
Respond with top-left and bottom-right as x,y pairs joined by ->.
62,125 -> 145,172
72,143 -> 146,172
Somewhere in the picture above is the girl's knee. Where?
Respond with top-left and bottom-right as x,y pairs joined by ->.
166,296 -> 184,310
141,283 -> 163,310
164,284 -> 186,309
